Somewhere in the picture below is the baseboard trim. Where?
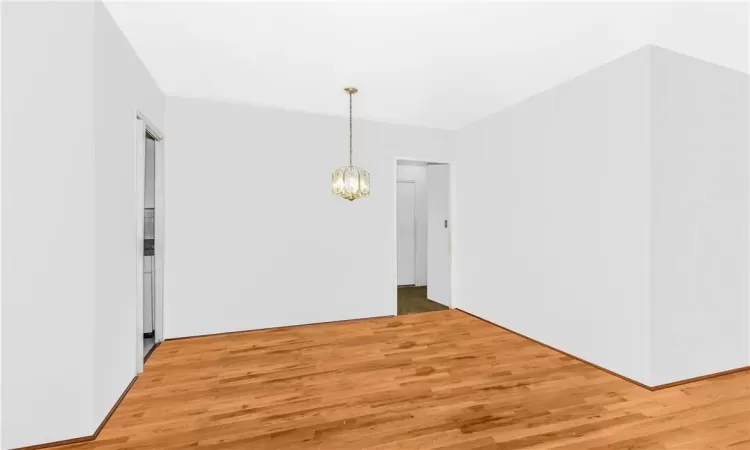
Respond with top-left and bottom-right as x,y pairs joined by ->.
16,310 -> 746,449
166,314 -> 396,342
12,435 -> 92,450
92,376 -> 138,436
456,308 -> 750,391
650,366 -> 750,390
14,376 -> 138,450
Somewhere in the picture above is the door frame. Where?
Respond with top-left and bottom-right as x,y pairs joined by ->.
135,111 -> 164,373
396,179 -> 417,287
393,158 -> 456,315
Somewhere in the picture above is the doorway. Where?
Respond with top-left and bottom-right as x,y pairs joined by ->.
397,180 -> 417,286
396,160 -> 451,315
143,134 -> 157,358
135,114 -> 164,372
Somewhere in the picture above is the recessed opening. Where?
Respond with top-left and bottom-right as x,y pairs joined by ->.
396,159 -> 452,315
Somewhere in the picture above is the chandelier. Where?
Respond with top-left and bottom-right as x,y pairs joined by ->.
332,87 -> 370,201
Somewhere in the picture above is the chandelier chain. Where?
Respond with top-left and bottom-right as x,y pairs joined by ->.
349,91 -> 353,166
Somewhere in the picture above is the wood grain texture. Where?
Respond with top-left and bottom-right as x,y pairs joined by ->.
458,308 -> 750,391
398,286 -> 449,315
47,310 -> 749,449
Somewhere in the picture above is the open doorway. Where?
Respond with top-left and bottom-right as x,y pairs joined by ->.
396,160 -> 452,315
135,114 -> 164,371
143,134 -> 157,358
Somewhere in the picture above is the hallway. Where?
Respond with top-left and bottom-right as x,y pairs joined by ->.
397,286 -> 449,315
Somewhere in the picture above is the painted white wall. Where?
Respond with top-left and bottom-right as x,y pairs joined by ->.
1,3 -> 97,448
455,47 -> 654,385
649,47 -> 749,385
92,0 -> 165,427
397,162 -> 427,286
0,3 -> 4,447
145,137 -> 156,209
455,45 -> 750,387
163,95 -> 454,339
1,2 -> 165,447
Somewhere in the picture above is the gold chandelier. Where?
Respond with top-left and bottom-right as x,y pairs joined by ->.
332,87 -> 370,201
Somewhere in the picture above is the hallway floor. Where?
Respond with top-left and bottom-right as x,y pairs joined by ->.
143,337 -> 155,359
397,286 -> 449,315
54,309 -> 750,449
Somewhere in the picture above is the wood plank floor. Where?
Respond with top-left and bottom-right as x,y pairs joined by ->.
57,310 -> 749,449
398,286 -> 449,315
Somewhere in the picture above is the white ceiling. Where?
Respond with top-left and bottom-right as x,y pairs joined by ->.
104,1 -> 748,130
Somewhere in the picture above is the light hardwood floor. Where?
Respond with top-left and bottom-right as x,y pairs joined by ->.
55,310 -> 749,449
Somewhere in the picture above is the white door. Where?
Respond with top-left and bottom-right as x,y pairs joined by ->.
154,138 -> 165,344
397,181 -> 416,285
427,164 -> 451,305
143,256 -> 153,334
135,119 -> 146,373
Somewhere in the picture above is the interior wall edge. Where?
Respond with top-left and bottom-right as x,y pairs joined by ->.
457,308 -> 750,390
166,314 -> 396,342
9,377 -> 138,450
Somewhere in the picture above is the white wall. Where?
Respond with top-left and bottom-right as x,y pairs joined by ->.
164,96 -> 454,339
92,0 -> 165,426
1,2 -> 165,447
650,47 -> 749,385
2,3 -> 96,448
396,162 -> 427,286
0,3 -> 4,446
455,45 -> 750,387
145,137 -> 156,209
455,47 -> 654,385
